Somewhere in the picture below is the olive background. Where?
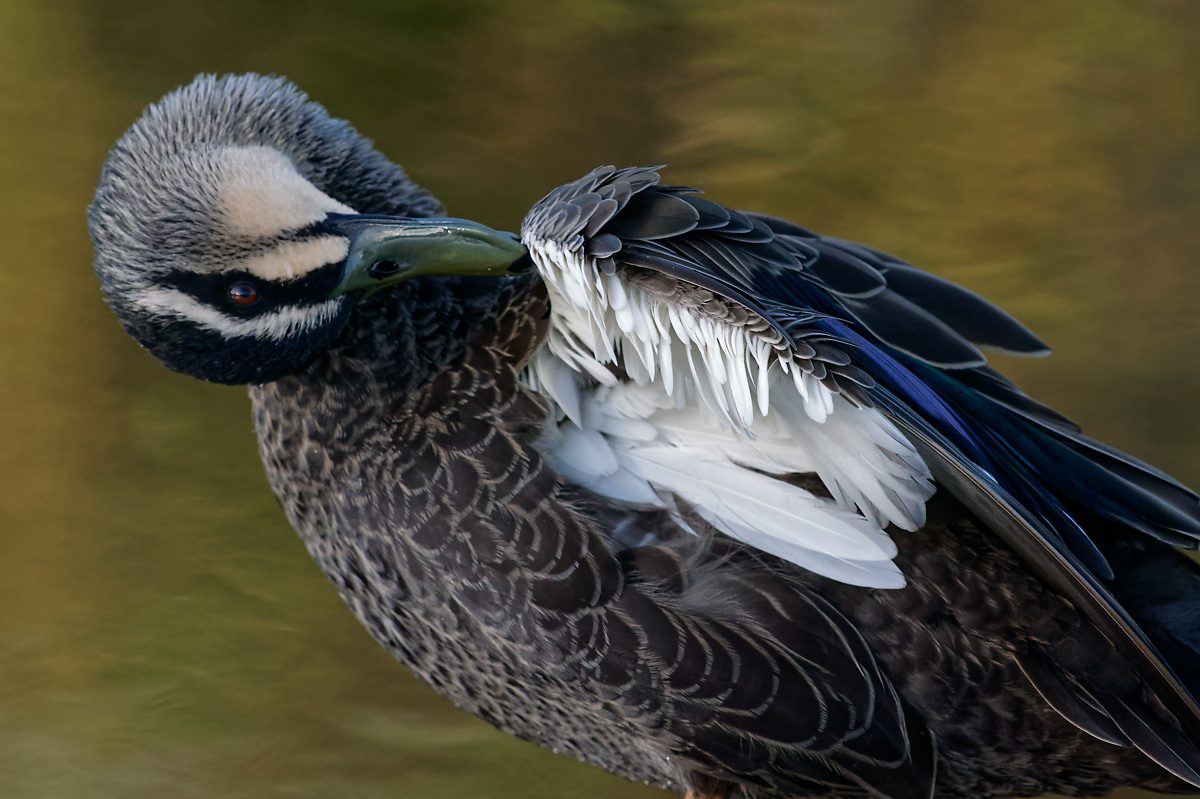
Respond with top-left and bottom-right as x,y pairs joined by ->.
1,1 -> 1198,797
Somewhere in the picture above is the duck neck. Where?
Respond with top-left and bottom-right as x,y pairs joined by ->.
326,275 -> 520,393
246,272 -> 557,644
245,271 -> 547,551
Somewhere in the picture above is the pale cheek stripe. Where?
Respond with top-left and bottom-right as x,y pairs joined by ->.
229,236 -> 351,281
137,287 -> 345,341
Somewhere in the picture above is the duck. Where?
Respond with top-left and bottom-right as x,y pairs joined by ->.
87,73 -> 1200,799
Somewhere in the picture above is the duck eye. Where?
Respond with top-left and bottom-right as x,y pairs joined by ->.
227,281 -> 260,307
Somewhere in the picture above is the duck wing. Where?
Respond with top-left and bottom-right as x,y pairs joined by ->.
517,165 -> 1200,785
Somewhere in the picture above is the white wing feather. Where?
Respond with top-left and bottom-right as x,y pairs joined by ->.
523,237 -> 934,588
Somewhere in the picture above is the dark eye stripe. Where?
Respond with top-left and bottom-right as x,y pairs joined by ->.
235,218 -> 342,254
162,260 -> 345,315
279,219 -> 338,243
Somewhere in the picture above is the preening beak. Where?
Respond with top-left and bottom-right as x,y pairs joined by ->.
325,214 -> 529,297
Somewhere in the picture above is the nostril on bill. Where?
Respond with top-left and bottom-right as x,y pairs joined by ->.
368,259 -> 402,280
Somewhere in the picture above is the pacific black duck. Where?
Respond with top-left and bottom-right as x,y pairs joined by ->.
88,74 -> 1200,799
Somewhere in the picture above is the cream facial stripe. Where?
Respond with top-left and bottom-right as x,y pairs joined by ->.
233,236 -> 350,282
216,145 -> 355,239
137,286 -> 345,341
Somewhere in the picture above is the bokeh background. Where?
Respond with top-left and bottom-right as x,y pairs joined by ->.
1,1 -> 1198,797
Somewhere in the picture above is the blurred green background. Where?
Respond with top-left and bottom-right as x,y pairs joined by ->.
0,1 -> 1198,797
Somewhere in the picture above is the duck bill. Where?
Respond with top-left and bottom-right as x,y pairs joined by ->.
325,214 -> 529,297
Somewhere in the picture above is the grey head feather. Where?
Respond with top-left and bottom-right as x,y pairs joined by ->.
90,72 -> 442,294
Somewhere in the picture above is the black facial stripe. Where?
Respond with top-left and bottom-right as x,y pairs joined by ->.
236,218 -> 342,254
162,260 -> 346,315
280,219 -> 338,243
